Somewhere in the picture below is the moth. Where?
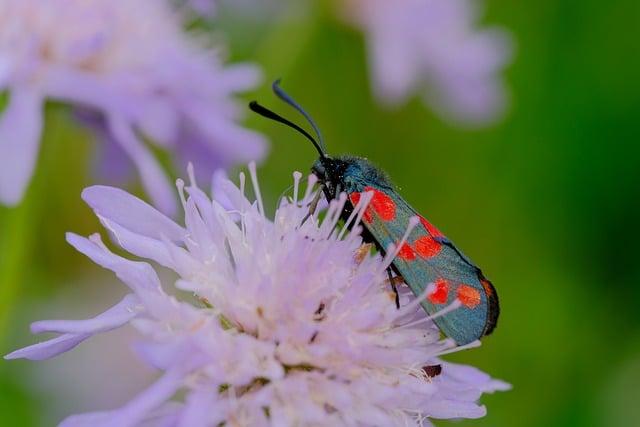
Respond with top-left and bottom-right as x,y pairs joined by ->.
250,81 -> 499,346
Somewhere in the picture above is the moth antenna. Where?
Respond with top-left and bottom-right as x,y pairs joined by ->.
249,101 -> 327,159
272,79 -> 326,153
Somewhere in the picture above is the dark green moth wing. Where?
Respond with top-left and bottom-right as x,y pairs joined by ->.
348,186 -> 498,345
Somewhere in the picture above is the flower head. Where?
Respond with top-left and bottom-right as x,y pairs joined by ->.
0,0 -> 266,212
344,0 -> 513,125
181,0 -> 217,17
6,164 -> 508,426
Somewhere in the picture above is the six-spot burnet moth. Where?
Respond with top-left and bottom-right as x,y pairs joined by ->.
249,80 -> 499,346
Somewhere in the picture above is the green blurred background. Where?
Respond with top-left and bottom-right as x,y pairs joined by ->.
1,0 -> 639,425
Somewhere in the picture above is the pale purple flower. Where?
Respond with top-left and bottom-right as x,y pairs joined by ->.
6,164 -> 509,426
0,0 -> 266,213
181,0 -> 217,17
343,0 -> 513,125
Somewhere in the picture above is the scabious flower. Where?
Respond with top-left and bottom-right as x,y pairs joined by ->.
175,0 -> 217,17
0,0 -> 266,213
343,0 -> 513,125
6,164 -> 508,426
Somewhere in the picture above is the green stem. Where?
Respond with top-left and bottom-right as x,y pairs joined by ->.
0,172 -> 40,347
0,107 -> 64,348
0,197 -> 37,345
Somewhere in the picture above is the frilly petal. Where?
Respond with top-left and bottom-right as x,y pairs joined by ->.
60,369 -> 186,427
60,401 -> 184,427
184,103 -> 268,164
107,114 -> 177,216
4,333 -> 89,361
66,232 -> 163,296
31,294 -> 140,334
5,294 -> 139,361
215,63 -> 262,92
136,97 -> 178,147
81,185 -> 185,242
426,400 -> 487,419
177,390 -> 216,427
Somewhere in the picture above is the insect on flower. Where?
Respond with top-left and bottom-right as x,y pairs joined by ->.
250,81 -> 499,346
5,164 -> 510,425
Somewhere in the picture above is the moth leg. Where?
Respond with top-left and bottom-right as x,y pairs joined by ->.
308,184 -> 324,215
300,184 -> 324,226
387,268 -> 401,309
327,183 -> 343,235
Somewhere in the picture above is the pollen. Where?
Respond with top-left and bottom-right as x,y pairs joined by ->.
428,278 -> 449,304
457,285 -> 481,308
414,236 -> 442,258
354,243 -> 375,264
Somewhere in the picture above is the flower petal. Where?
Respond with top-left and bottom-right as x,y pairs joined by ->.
84,369 -> 185,427
184,103 -> 267,164
98,217 -> 177,270
5,294 -> 140,361
30,294 -> 140,334
59,402 -> 184,427
136,97 -> 178,147
74,109 -> 134,183
0,56 -> 11,89
368,24 -> 417,103
58,410 -> 114,427
44,65 -> 132,115
81,186 -> 185,242
0,85 -> 43,205
443,361 -> 512,392
215,63 -> 262,92
426,400 -> 486,419
66,233 -> 163,296
107,114 -> 177,216
177,390 -> 215,427
4,333 -> 89,361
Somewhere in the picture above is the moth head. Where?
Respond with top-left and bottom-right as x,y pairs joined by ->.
311,156 -> 341,198
310,158 -> 327,183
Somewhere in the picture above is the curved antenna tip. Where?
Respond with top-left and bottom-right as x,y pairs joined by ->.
270,80 -> 326,152
248,100 -> 326,159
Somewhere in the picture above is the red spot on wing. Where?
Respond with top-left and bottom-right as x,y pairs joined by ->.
397,243 -> 416,260
364,186 -> 396,221
428,278 -> 449,304
349,192 -> 372,223
414,236 -> 442,258
419,216 -> 445,238
457,285 -> 481,308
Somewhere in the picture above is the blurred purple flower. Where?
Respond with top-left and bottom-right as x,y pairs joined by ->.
7,164 -> 509,426
344,0 -> 513,125
0,0 -> 266,213
182,0 -> 217,17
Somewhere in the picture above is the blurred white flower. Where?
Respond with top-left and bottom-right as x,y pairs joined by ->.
7,165 -> 508,426
343,0 -> 513,125
0,0 -> 266,212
